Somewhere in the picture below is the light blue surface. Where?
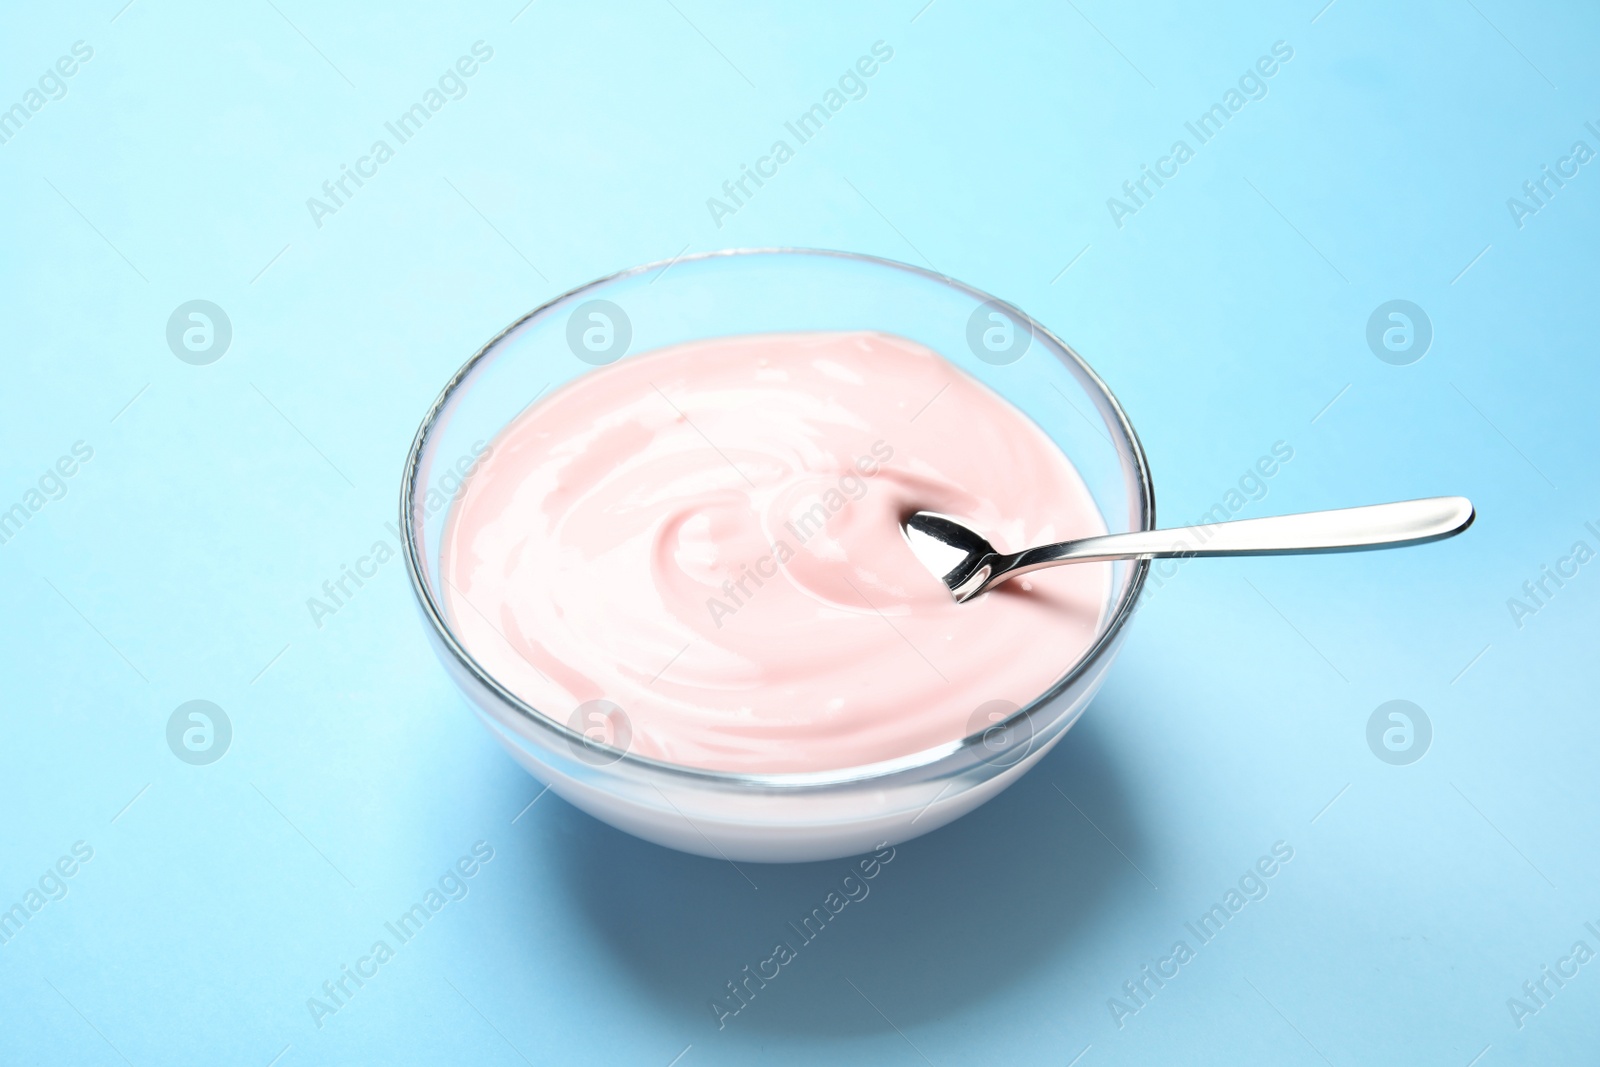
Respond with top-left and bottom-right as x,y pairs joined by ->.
3,1 -> 1597,1063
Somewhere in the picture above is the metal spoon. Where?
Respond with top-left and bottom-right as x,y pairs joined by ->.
903,496 -> 1475,603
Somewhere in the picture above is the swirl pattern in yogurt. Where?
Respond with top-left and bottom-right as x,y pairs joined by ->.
441,330 -> 1110,774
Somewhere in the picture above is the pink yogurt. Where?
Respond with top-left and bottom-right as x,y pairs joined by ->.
441,330 -> 1110,774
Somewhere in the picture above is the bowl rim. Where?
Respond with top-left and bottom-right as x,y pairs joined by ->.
401,247 -> 1155,789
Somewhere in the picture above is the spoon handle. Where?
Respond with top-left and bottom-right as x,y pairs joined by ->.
996,496 -> 1475,581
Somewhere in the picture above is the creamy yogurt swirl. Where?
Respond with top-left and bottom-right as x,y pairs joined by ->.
441,330 -> 1109,773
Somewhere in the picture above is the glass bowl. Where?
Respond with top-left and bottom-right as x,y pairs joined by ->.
401,249 -> 1153,863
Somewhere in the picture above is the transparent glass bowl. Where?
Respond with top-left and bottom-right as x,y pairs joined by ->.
401,249 -> 1153,862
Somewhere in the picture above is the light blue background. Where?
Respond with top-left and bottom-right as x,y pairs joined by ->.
3,1 -> 1597,1064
